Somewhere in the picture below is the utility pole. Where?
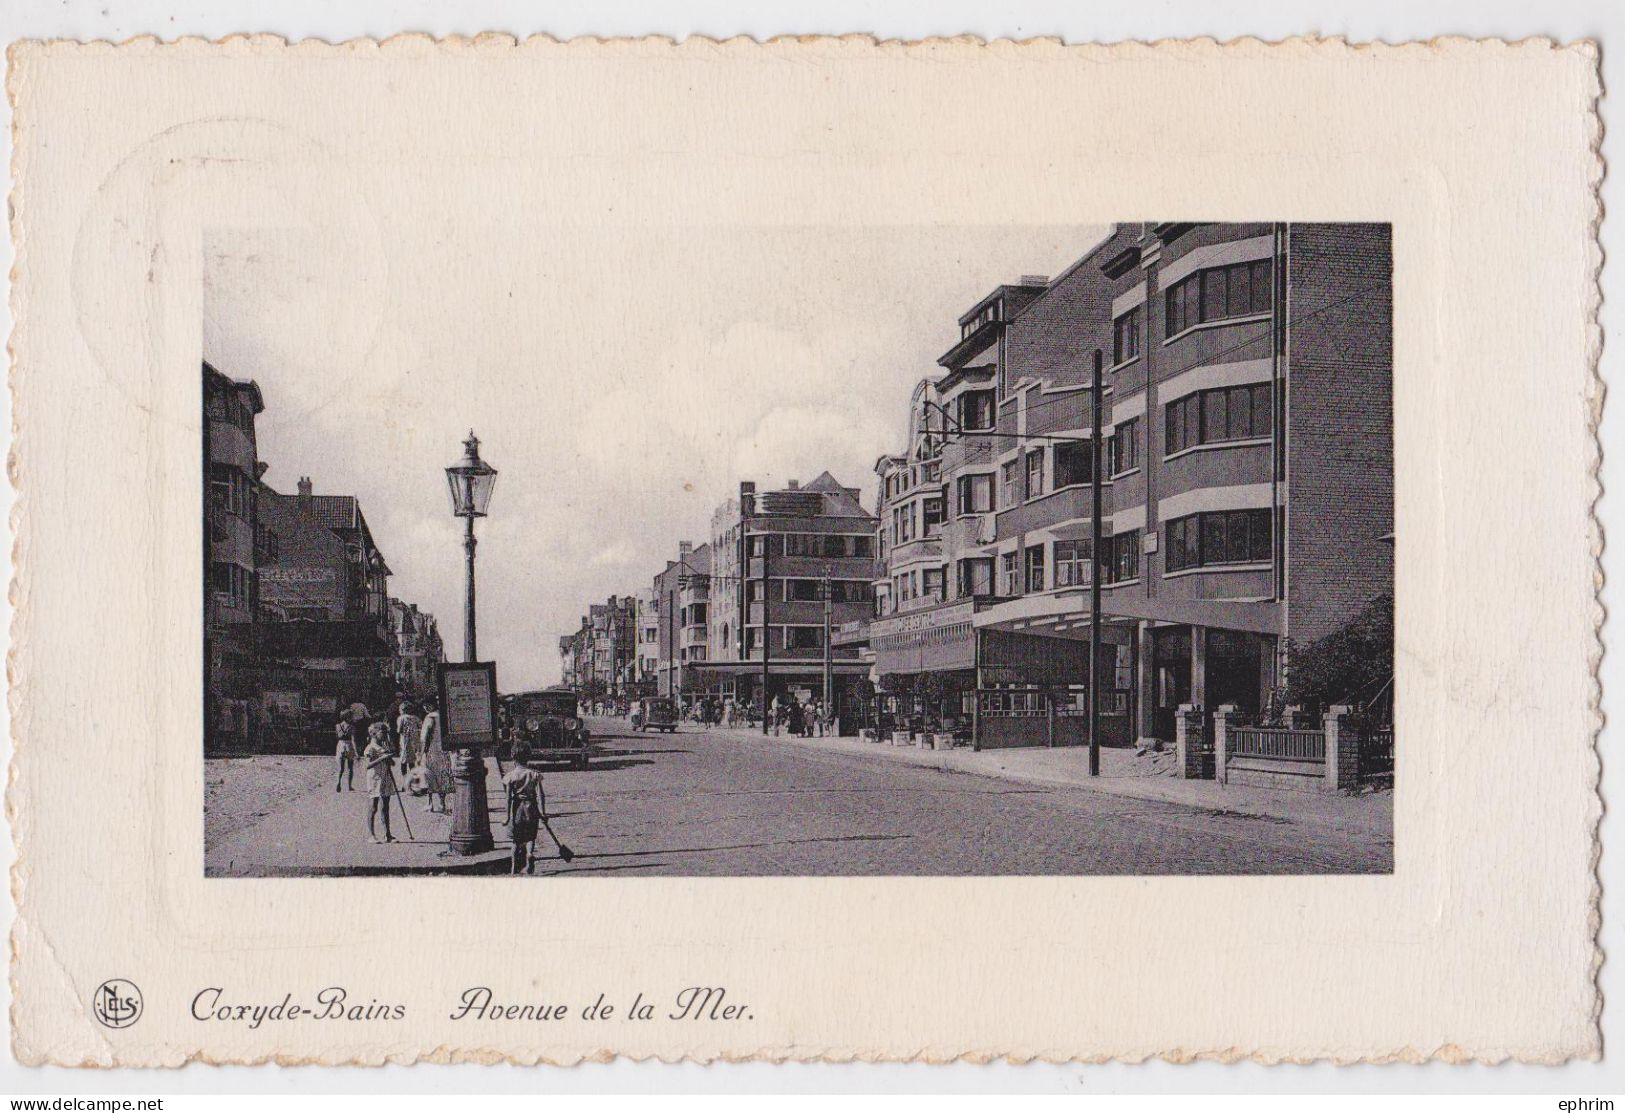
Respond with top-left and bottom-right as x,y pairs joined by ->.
1089,347 -> 1104,777
821,570 -> 833,723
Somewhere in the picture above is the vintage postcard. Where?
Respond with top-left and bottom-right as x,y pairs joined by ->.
6,35 -> 1601,1065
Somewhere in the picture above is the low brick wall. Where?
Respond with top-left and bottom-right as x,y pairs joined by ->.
1215,705 -> 1363,794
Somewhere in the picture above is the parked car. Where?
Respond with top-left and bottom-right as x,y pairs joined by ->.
632,697 -> 679,733
503,687 -> 590,769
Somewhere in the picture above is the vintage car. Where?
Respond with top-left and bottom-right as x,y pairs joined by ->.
631,697 -> 679,733
503,688 -> 590,769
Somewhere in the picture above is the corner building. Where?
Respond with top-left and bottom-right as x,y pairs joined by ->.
703,473 -> 879,715
873,223 -> 1393,749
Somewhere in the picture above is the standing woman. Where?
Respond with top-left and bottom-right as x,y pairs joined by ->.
419,699 -> 453,815
395,701 -> 424,778
363,721 -> 398,843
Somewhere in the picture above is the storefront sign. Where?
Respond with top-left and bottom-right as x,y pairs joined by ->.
870,600 -> 975,639
258,565 -> 344,610
872,601 -> 977,675
437,661 -> 498,749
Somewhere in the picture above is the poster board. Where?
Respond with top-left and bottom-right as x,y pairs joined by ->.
435,661 -> 498,750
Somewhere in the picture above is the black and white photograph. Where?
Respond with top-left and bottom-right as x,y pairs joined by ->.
203,221 -> 1395,878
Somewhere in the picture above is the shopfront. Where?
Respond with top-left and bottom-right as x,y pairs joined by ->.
871,600 -> 979,739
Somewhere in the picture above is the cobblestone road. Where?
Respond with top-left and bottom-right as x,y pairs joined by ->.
520,718 -> 1392,876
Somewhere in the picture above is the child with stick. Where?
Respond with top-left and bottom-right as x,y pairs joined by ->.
363,721 -> 399,843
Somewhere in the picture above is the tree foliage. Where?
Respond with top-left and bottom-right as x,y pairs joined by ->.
1285,593 -> 1394,715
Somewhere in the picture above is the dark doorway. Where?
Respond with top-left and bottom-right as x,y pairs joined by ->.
1205,629 -> 1264,718
1150,626 -> 1192,742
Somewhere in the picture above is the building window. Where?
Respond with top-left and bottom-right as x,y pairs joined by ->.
210,561 -> 249,608
1112,306 -> 1141,364
959,390 -> 995,431
1024,450 -> 1046,501
1108,418 -> 1141,474
1001,459 -> 1021,507
209,463 -> 249,518
1054,540 -> 1093,587
786,578 -> 866,603
957,557 -> 994,598
786,626 -> 823,651
1165,257 -> 1274,336
922,494 -> 946,536
1164,383 -> 1273,455
1100,531 -> 1141,584
1053,441 -> 1093,488
1001,551 -> 1021,597
960,298 -> 1002,340
1024,544 -> 1046,593
1164,509 -> 1272,572
957,473 -> 993,515
922,567 -> 945,602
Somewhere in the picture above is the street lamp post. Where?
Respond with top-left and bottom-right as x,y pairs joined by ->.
445,430 -> 498,856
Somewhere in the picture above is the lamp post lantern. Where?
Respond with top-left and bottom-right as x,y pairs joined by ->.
445,430 -> 498,855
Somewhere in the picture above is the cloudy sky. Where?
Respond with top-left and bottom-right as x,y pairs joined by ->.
205,220 -> 1107,689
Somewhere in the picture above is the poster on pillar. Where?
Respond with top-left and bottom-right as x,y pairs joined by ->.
4,34 -> 1600,1068
437,662 -> 498,750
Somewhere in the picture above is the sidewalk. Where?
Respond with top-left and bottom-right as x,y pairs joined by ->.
206,757 -> 513,876
693,722 -> 1392,839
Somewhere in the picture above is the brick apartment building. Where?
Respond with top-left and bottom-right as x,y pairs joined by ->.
203,361 -> 443,753
699,473 -> 879,714
390,598 -> 446,699
867,222 -> 1393,749
635,588 -> 662,695
561,596 -> 639,699
204,362 -> 266,751
652,541 -> 712,702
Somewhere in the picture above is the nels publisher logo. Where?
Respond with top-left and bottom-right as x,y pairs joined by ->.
92,979 -> 143,1029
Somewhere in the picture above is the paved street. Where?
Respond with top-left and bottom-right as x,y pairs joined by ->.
208,716 -> 1390,876
532,718 -> 1390,876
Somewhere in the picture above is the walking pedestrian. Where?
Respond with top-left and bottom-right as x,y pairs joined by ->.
419,699 -> 452,814
334,720 -> 357,791
363,721 -> 398,843
503,750 -> 546,875
395,700 -> 424,777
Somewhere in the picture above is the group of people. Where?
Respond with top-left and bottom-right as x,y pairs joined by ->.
332,696 -> 455,844
766,694 -> 833,738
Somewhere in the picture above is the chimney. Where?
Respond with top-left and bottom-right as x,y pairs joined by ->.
297,476 -> 312,513
1019,274 -> 1050,286
787,479 -> 799,491
679,541 -> 693,557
